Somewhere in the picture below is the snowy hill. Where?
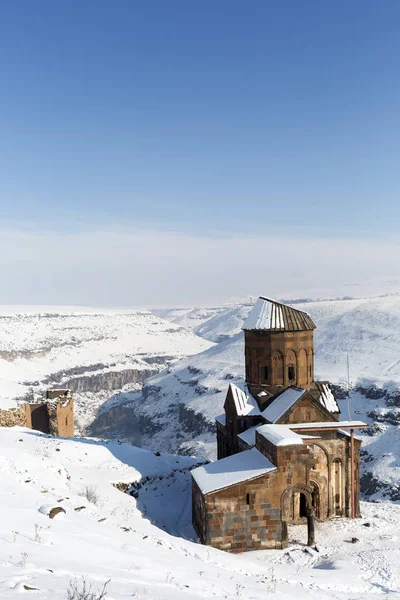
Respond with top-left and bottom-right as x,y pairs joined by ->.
92,295 -> 400,464
90,334 -> 244,458
193,303 -> 253,342
4,296 -> 400,496
152,305 -> 230,330
2,426 -> 400,599
160,295 -> 400,386
0,308 -> 213,431
303,296 -> 400,387
153,301 -> 252,334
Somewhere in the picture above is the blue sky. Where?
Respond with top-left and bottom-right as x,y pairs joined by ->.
1,2 -> 400,304
1,1 -> 400,235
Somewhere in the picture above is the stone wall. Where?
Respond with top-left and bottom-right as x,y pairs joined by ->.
0,390 -> 74,438
279,395 -> 334,424
196,442 -> 315,552
244,330 -> 314,391
192,479 -> 207,542
46,394 -> 74,437
0,405 -> 27,428
194,434 -> 361,553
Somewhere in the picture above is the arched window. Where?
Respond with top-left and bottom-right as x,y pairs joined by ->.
272,351 -> 284,384
286,350 -> 297,383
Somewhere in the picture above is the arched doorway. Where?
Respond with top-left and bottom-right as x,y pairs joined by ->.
281,485 -> 315,546
282,486 -> 313,522
299,493 -> 307,518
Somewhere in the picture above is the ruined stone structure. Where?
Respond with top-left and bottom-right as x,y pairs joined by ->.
192,297 -> 366,552
0,404 -> 28,428
0,389 -> 74,437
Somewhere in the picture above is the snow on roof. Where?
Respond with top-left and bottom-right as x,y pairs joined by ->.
191,448 -> 276,494
338,429 -> 363,441
238,424 -> 320,447
314,382 -> 339,413
227,383 -> 306,423
237,425 -> 260,447
289,420 -> 367,430
243,297 -> 284,331
262,386 -> 306,423
227,382 -> 341,424
215,413 -> 226,426
228,383 -> 255,416
256,424 -> 304,447
243,297 -> 316,331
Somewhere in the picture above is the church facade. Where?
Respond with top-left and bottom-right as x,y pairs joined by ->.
191,297 -> 365,552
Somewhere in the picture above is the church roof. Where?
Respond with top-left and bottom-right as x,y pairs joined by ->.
238,424 -> 320,447
262,386 -> 306,422
228,382 -> 251,416
256,424 -> 304,447
312,382 -> 340,413
243,297 -> 316,331
226,383 -> 308,421
191,448 -> 276,494
225,382 -> 339,423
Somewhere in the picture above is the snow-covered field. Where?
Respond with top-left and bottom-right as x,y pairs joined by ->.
1,426 -> 400,599
2,295 -> 400,597
0,308 -> 212,430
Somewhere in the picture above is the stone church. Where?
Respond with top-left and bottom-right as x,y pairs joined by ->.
191,297 -> 366,552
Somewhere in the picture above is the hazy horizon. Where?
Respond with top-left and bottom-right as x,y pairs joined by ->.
1,223 -> 400,307
1,2 -> 400,305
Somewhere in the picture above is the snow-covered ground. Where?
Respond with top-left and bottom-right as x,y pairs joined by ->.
0,308 -> 212,430
158,295 -> 400,387
91,295 -> 400,460
1,426 -> 400,599
2,295 -> 400,597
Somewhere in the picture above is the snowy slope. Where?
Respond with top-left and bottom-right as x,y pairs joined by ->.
152,306 -> 229,330
193,303 -> 253,342
93,295 -> 400,463
1,426 -> 400,599
300,296 -> 400,387
90,334 -> 244,459
0,308 -> 213,429
166,295 -> 400,387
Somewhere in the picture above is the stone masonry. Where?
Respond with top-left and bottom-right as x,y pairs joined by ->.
0,389 -> 74,438
191,297 -> 365,553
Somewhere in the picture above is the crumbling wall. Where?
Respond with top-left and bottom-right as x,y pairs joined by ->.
47,394 -> 74,438
0,390 -> 74,438
0,405 -> 27,428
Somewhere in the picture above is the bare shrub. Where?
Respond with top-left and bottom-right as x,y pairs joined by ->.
66,577 -> 110,600
81,485 -> 100,505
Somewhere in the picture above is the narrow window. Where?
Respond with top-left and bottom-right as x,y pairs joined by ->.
263,366 -> 269,380
288,366 -> 295,381
246,493 -> 250,505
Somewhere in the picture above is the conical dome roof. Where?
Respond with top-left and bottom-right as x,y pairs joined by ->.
243,297 -> 316,332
